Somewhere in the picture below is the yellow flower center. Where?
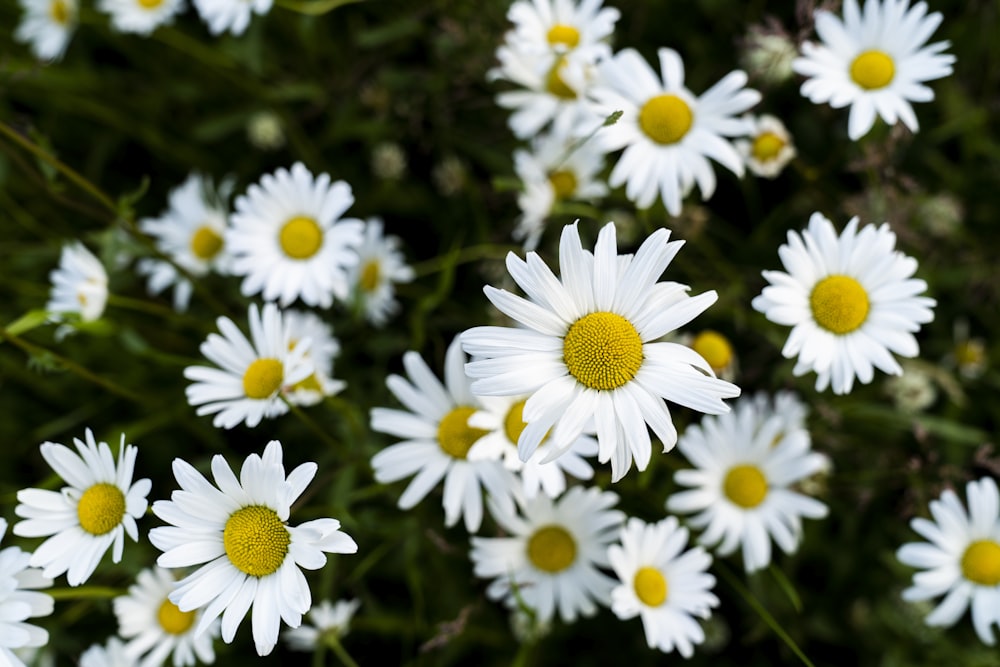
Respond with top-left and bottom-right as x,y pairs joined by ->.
359,259 -> 381,293
291,372 -> 323,394
157,599 -> 196,635
546,24 -> 580,49
77,483 -> 126,535
850,50 -> 895,90
279,216 -> 323,260
639,94 -> 693,145
955,340 -> 986,367
437,406 -> 489,459
809,275 -> 870,335
690,330 -> 733,373
189,225 -> 224,261
50,0 -> 70,24
548,170 -> 577,200
563,312 -> 644,391
961,540 -> 1000,586
633,566 -> 668,607
545,57 -> 577,100
723,464 -> 768,509
137,0 -> 164,8
242,358 -> 284,399
223,505 -> 291,577
527,525 -> 576,573
751,132 -> 786,162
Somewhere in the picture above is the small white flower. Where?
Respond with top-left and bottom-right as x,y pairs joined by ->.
0,519 -> 54,667
80,638 -> 138,667
348,219 -> 415,327
47,242 -> 108,323
283,599 -> 360,651
15,0 -> 76,61
97,0 -> 184,35
503,0 -> 619,56
191,0 -> 271,35
734,114 -> 796,178
283,309 -> 346,407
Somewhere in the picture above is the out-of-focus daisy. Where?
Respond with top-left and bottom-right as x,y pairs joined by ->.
283,309 -> 345,407
370,337 -> 514,533
740,25 -> 798,86
283,599 -> 360,651
793,0 -> 955,140
752,212 -> 936,394
191,0 -> 270,35
734,114 -> 796,178
946,320 -> 987,380
80,638 -> 137,667
228,162 -> 364,308
897,477 -> 1000,645
184,302 -> 313,429
504,0 -> 619,56
0,519 -> 54,667
591,48 -> 760,215
471,486 -> 623,623
15,0 -> 76,61
149,441 -> 358,656
47,241 -> 108,323
97,0 -> 183,35
753,390 -> 809,443
667,395 -> 829,573
13,429 -> 150,586
347,218 -> 414,327
137,173 -> 232,312
683,329 -> 737,382
462,221 -> 741,482
608,517 -> 718,657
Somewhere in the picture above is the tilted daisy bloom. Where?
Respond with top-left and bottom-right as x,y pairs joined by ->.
734,114 -> 797,179
752,212 -> 936,394
97,0 -> 184,35
0,519 -> 54,667
191,0 -> 271,35
13,429 -> 151,586
347,218 -> 415,327
47,241 -> 108,323
184,302 -> 314,429
282,309 -> 345,407
504,0 -> 619,56
228,162 -> 364,308
793,0 -> 955,140
897,477 -> 1000,644
80,638 -> 137,667
470,486 -> 623,623
462,221 -> 741,482
283,598 -> 360,651
666,396 -> 829,573
370,336 -> 515,533
15,0 -> 76,61
591,48 -> 760,215
608,517 -> 719,657
149,441 -> 358,656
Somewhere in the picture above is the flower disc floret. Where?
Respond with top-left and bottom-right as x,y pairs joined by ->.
638,94 -> 693,145
437,406 -> 489,459
563,312 -> 644,391
157,598 -> 196,635
850,50 -> 895,90
961,540 -> 1000,587
190,226 -> 224,260
78,483 -> 126,536
138,0 -> 164,7
545,58 -> 576,99
280,216 -> 324,259
242,358 -> 284,399
810,275 -> 870,334
51,0 -> 70,22
527,525 -> 577,573
546,24 -> 580,49
691,331 -> 733,372
633,566 -> 668,607
503,399 -> 529,445
723,464 -> 768,509
751,132 -> 786,162
548,170 -> 577,199
223,505 -> 291,577
359,260 -> 381,293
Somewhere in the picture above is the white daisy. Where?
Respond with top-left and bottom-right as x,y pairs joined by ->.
590,48 -> 761,215
282,309 -> 345,407
80,638 -> 137,667
793,0 -> 955,140
46,241 -> 108,323
228,162 -> 365,309
0,519 -> 54,667
137,173 -> 232,312
347,218 -> 415,327
751,212 -> 936,395
97,0 -> 184,35
191,0 -> 271,35
370,336 -> 515,533
470,485 -> 623,623
13,429 -> 151,586
113,566 -> 218,667
666,395 -> 829,573
461,221 -> 741,482
608,517 -> 719,657
283,598 -> 360,651
734,114 -> 797,178
149,441 -> 358,656
183,302 -> 314,429
897,477 -> 1000,644
15,0 -> 76,62
504,0 -> 619,56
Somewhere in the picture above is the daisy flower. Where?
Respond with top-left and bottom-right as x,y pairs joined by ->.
347,218 -> 415,327
80,638 -> 137,667
15,0 -> 76,61
752,212 -> 936,394
462,221 -> 741,482
97,0 -> 184,35
191,0 -> 271,35
283,598 -> 360,651
0,519 -> 54,667
370,336 -> 515,533
793,0 -> 955,140
504,0 -> 619,56
590,48 -> 760,215
183,302 -> 314,429
282,309 -> 346,407
46,241 -> 108,323
608,517 -> 719,657
228,162 -> 364,309
149,441 -> 358,656
13,429 -> 151,586
734,114 -> 797,178
897,477 -> 1000,644
666,395 -> 829,573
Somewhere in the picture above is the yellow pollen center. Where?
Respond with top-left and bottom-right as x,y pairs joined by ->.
137,0 -> 164,8
279,216 -> 323,260
189,225 -> 224,260
291,372 -> 324,394
955,341 -> 985,367
437,406 -> 489,459
850,50 -> 895,90
961,540 -> 1000,586
503,399 -> 529,445
527,525 -> 576,573
359,260 -> 381,293
546,24 -> 580,49
691,330 -> 733,372
223,505 -> 291,577
545,57 -> 577,100
50,0 -> 70,23
548,170 -> 577,200
639,94 -> 693,145
157,599 -> 196,635
77,483 -> 125,535
563,312 -> 644,391
633,566 -> 668,607
724,464 -> 768,509
751,132 -> 786,162
242,358 -> 284,399
810,275 -> 870,335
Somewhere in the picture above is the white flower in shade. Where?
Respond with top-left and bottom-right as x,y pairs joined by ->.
897,478 -> 1000,645
793,0 -> 955,140
191,0 -> 271,35
15,0 -> 76,61
97,0 -> 183,35
734,114 -> 796,178
666,396 -> 829,573
608,517 -> 719,657
113,567 -> 218,667
137,173 -> 232,312
184,302 -> 314,429
470,486 -> 623,623
149,441 -> 358,657
752,212 -> 936,395
370,336 -> 515,533
228,162 -> 364,308
282,309 -> 345,407
462,221 -> 741,482
591,48 -> 760,215
46,242 -> 108,323
80,638 -> 137,667
13,429 -> 151,586
283,599 -> 360,651
348,218 -> 415,327
0,519 -> 54,667
504,0 -> 619,56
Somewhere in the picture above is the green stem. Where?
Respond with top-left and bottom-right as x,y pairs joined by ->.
283,397 -> 343,452
510,639 -> 535,667
47,586 -> 124,600
325,634 -> 360,667
410,244 -> 519,278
